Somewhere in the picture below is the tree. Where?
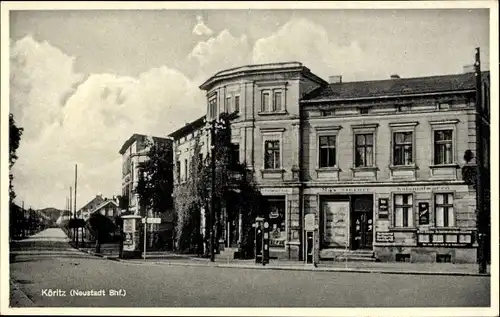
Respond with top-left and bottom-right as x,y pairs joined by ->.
173,113 -> 264,258
9,113 -> 23,203
173,134 -> 205,254
136,139 -> 174,215
135,138 -> 174,249
87,213 -> 117,253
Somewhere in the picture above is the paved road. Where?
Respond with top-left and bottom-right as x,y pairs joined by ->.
10,228 -> 491,307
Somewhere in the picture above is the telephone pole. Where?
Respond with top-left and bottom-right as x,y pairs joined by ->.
474,47 -> 488,274
70,186 -> 73,241
74,164 -> 78,247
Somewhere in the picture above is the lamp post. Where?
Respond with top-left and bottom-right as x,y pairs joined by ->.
474,47 -> 487,274
209,119 -> 216,262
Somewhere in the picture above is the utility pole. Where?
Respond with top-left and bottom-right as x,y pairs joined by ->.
74,164 -> 78,247
70,186 -> 73,241
210,119 -> 216,262
474,47 -> 487,274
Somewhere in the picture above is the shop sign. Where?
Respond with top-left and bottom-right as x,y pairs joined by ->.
260,187 -> 291,195
378,198 -> 389,219
395,186 -> 451,192
376,232 -> 394,242
320,187 -> 371,193
418,202 -> 430,225
418,242 -> 471,247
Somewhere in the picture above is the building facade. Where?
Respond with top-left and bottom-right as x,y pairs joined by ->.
119,133 -> 173,217
169,62 -> 490,263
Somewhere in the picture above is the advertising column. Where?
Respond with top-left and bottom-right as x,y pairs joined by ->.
121,215 -> 142,259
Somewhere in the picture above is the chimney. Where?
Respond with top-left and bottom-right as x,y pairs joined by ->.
328,75 -> 342,84
390,74 -> 400,79
463,64 -> 475,73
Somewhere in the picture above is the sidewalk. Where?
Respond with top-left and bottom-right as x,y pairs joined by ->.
76,247 -> 491,277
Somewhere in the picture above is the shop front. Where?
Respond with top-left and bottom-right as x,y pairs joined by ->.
304,183 -> 477,263
259,186 -> 301,260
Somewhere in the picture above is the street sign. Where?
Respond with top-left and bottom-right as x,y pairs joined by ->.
141,217 -> 161,224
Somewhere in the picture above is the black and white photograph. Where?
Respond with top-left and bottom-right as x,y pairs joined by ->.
1,1 -> 498,316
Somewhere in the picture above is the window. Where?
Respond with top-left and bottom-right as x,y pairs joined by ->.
184,159 -> 188,181
208,97 -> 217,119
319,135 -> 336,168
434,130 -> 453,164
355,134 -> 374,167
198,154 -> 204,170
435,193 -> 454,227
231,143 -> 240,166
359,107 -> 370,114
225,96 -> 231,113
393,132 -> 413,165
234,95 -> 240,113
394,194 -> 413,227
273,91 -> 282,111
176,160 -> 181,181
264,140 -> 280,169
261,91 -> 270,112
266,197 -> 286,248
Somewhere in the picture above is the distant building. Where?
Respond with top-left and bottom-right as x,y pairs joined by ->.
77,194 -> 105,221
169,61 -> 490,263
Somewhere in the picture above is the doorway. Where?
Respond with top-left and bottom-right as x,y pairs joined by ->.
350,195 -> 373,250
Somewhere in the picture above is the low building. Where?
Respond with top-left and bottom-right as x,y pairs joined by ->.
169,61 -> 490,263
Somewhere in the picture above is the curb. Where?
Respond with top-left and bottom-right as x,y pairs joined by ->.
116,258 -> 491,277
72,247 -> 490,277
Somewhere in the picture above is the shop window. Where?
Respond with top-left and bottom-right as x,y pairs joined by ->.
393,132 -> 413,165
355,133 -> 374,167
434,130 -> 453,164
394,194 -> 413,227
359,107 -> 371,114
319,135 -> 337,168
266,197 -> 286,248
435,193 -> 455,227
436,254 -> 452,263
264,140 -> 280,169
396,254 -> 410,262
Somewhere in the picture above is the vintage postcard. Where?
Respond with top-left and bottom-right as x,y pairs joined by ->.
1,1 -> 498,316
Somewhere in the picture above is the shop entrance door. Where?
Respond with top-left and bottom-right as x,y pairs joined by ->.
351,195 -> 373,250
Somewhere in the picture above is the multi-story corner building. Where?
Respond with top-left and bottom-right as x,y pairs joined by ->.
169,62 -> 490,263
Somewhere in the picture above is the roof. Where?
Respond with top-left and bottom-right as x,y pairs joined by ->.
199,61 -> 328,91
301,71 -> 490,103
77,195 -> 105,213
92,200 -> 118,213
168,115 -> 206,139
119,133 -> 172,155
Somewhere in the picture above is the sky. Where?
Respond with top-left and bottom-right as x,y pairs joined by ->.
6,5 -> 491,210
